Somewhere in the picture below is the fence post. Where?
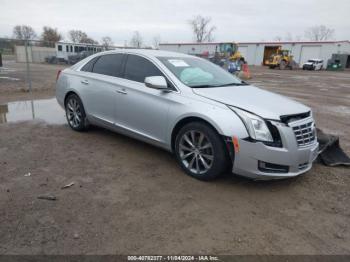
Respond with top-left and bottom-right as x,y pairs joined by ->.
24,40 -> 32,92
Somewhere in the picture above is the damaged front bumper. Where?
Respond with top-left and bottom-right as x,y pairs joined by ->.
227,117 -> 319,180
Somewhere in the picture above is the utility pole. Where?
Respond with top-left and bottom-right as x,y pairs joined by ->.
24,40 -> 32,92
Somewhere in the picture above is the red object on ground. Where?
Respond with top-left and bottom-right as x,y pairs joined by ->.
242,64 -> 251,79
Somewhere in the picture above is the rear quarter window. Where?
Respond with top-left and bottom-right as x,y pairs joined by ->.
81,57 -> 99,72
92,54 -> 125,77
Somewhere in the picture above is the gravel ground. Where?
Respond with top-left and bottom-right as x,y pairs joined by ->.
0,61 -> 349,255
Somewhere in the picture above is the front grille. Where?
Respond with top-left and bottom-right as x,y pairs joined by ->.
292,121 -> 316,146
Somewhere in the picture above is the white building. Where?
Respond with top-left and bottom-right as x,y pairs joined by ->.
159,41 -> 350,68
238,40 -> 350,68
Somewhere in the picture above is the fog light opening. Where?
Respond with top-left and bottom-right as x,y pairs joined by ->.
258,161 -> 289,173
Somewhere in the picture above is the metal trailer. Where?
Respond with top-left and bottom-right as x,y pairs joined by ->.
55,42 -> 105,61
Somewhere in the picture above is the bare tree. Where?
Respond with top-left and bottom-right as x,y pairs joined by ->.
68,30 -> 87,43
81,36 -> 98,44
305,25 -> 335,41
130,31 -> 143,48
101,36 -> 113,49
13,25 -> 37,40
41,26 -> 62,43
68,30 -> 98,44
274,36 -> 282,42
188,15 -> 216,42
152,35 -> 161,49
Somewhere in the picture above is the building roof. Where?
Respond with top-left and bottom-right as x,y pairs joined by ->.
101,48 -> 192,58
159,40 -> 350,46
159,42 -> 234,46
238,40 -> 350,45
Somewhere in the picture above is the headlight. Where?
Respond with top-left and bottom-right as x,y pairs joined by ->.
229,107 -> 273,142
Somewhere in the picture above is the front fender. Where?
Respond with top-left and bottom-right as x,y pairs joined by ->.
166,96 -> 249,146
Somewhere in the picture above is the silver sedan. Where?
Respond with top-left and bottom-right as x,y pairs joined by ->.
56,49 -> 318,180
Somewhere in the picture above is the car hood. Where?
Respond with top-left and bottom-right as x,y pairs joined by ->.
304,62 -> 314,65
192,85 -> 310,120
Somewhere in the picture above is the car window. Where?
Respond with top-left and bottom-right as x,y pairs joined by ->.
124,55 -> 164,83
92,54 -> 124,77
81,57 -> 99,72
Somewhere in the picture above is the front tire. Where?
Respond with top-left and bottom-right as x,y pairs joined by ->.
174,122 -> 230,181
65,94 -> 88,131
279,60 -> 286,70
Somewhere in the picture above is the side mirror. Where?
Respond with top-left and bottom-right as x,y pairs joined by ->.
144,76 -> 168,90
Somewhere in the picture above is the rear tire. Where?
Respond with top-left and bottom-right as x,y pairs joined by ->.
65,94 -> 88,132
174,122 -> 230,181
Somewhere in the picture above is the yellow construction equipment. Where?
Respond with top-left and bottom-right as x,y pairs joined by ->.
212,42 -> 244,65
265,48 -> 297,69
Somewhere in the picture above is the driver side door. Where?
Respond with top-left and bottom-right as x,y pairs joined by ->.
114,54 -> 174,145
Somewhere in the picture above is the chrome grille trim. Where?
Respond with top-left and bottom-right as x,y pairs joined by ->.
292,121 -> 316,147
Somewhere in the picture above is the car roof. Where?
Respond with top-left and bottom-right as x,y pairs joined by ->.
96,48 -> 193,59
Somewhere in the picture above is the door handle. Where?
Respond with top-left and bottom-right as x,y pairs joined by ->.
116,89 -> 127,95
81,80 -> 89,85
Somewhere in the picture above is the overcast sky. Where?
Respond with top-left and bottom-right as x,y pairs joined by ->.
1,0 -> 349,45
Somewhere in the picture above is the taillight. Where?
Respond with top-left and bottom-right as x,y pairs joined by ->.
56,70 -> 62,82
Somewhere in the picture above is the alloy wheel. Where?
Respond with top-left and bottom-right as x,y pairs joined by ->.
66,97 -> 82,128
178,130 -> 214,174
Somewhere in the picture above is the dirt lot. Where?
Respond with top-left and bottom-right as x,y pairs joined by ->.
0,61 -> 350,255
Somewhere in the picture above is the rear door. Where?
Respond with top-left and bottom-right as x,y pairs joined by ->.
80,53 -> 125,124
114,54 -> 173,143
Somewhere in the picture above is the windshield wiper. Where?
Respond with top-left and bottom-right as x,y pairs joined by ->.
190,82 -> 248,88
214,82 -> 248,87
189,84 -> 213,88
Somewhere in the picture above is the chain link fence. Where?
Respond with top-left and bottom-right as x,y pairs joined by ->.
0,38 -> 109,92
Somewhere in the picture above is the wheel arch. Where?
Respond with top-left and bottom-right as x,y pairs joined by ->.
170,116 -> 223,152
64,91 -> 80,106
63,90 -> 89,118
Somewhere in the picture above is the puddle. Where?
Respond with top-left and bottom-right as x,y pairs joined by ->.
0,67 -> 17,72
0,98 -> 66,125
0,76 -> 20,81
323,105 -> 350,116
